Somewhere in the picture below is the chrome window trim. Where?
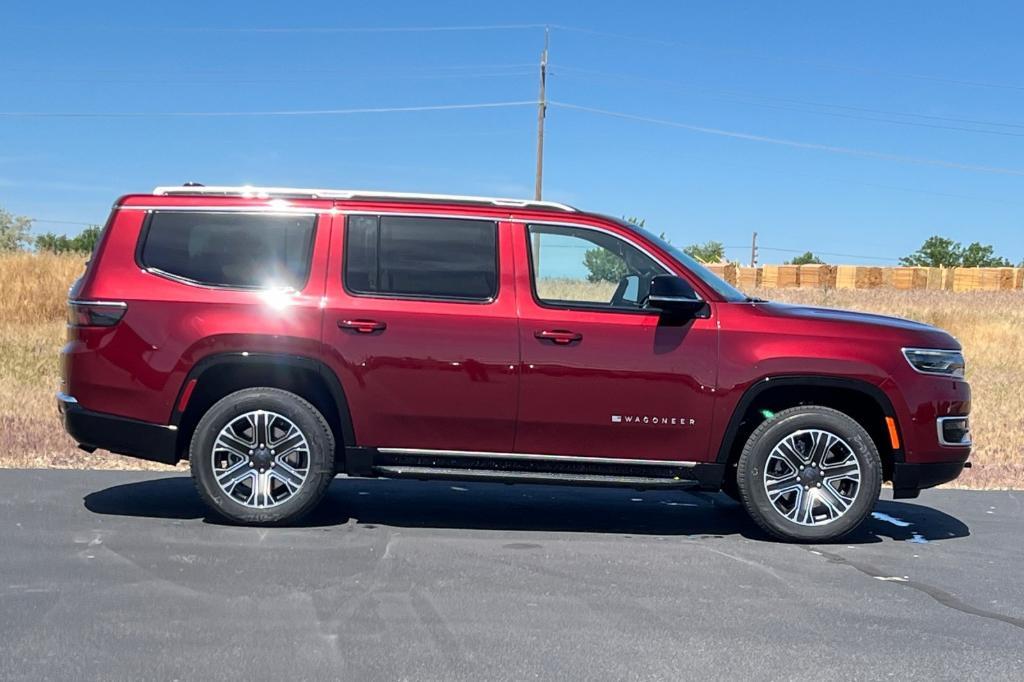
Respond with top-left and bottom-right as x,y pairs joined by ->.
341,209 -> 509,222
340,213 -> 501,305
901,347 -> 966,377
519,219 -> 708,313
377,447 -> 697,467
68,299 -> 128,308
140,266 -> 303,294
936,416 -> 972,448
522,218 -> 677,274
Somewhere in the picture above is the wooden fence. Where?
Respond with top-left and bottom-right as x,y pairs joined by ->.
705,264 -> 1024,291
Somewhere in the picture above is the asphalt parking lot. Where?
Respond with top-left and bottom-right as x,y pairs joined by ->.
0,469 -> 1021,680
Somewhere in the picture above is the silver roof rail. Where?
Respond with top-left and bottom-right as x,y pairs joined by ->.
151,185 -> 577,212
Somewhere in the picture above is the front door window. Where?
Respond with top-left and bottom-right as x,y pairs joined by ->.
528,224 -> 666,311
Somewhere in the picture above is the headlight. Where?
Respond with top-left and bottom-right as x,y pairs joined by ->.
902,348 -> 965,377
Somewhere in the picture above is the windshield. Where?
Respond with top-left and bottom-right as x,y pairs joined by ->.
618,221 -> 751,302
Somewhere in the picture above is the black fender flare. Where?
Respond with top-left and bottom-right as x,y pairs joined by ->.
714,375 -> 902,465
170,352 -> 356,447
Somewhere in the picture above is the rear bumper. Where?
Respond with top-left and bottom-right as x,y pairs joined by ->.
891,458 -> 969,499
58,393 -> 180,465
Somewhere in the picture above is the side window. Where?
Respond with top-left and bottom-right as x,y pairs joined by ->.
344,215 -> 498,301
528,224 -> 666,310
140,211 -> 316,289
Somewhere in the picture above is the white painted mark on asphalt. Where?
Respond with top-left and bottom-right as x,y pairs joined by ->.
871,511 -> 931,543
871,512 -> 911,527
874,576 -> 909,582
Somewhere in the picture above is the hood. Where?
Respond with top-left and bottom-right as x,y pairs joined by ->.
754,302 -> 960,347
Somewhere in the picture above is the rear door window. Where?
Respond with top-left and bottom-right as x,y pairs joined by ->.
344,215 -> 498,301
140,211 -> 316,289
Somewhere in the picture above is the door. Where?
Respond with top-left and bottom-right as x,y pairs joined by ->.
322,212 -> 519,452
513,221 -> 718,462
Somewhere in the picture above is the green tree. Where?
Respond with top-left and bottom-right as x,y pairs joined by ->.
900,236 -> 963,267
583,248 -> 628,283
683,240 -> 725,264
960,242 -> 1012,268
786,251 -> 825,265
583,216 -> 645,282
35,225 -> 101,254
901,235 -> 1012,267
0,208 -> 33,251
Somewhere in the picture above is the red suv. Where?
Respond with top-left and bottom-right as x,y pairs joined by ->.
59,185 -> 972,541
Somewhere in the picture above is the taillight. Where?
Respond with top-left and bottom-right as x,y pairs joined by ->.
67,300 -> 127,327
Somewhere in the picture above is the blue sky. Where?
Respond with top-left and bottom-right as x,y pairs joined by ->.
1,1 -> 1022,265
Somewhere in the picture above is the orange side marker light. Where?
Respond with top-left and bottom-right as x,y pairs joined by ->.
885,417 -> 901,450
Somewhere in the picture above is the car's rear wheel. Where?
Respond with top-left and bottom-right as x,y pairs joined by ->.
736,405 -> 881,542
190,387 -> 335,525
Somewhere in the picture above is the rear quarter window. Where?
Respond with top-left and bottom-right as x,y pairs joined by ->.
139,212 -> 316,289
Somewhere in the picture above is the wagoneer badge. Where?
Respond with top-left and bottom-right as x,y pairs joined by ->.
611,415 -> 696,426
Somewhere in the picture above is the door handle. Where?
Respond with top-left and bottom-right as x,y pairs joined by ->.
338,319 -> 387,334
535,329 -> 582,345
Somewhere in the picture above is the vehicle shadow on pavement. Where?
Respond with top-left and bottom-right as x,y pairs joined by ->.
83,476 -> 970,544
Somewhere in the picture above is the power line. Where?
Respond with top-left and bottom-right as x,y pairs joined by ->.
8,96 -> 1023,180
18,19 -> 1022,92
2,62 -> 539,75
549,24 -> 1024,92
0,70 -> 537,86
29,218 -> 97,226
552,67 -> 1024,204
0,63 -> 540,86
553,64 -> 1024,135
549,101 -> 1024,177
0,100 -> 537,118
179,23 -> 550,33
60,23 -> 550,34
725,245 -> 900,263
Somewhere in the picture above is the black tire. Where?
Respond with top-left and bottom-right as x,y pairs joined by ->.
190,387 -> 336,525
736,405 -> 881,542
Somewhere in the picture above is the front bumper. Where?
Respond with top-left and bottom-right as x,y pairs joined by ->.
58,393 -> 180,465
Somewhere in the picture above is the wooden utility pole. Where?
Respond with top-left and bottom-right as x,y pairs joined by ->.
750,231 -> 759,267
534,27 -> 549,201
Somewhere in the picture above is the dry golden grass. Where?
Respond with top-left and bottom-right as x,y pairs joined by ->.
0,254 -> 1019,488
536,277 -> 616,303
0,251 -> 87,324
0,254 -> 180,471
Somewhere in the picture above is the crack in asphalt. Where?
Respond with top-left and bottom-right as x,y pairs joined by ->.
802,546 -> 1024,631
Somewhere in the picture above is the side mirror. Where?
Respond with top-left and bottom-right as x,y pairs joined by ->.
643,275 -> 707,317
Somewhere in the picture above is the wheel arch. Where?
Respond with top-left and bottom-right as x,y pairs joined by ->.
716,375 -> 901,491
171,352 -> 355,467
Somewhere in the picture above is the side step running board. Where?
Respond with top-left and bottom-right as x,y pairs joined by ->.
371,465 -> 700,489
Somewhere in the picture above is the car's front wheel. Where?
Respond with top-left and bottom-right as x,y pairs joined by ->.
736,405 -> 882,542
190,387 -> 335,525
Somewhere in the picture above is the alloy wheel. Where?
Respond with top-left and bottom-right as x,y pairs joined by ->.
210,410 -> 310,508
762,428 -> 862,526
